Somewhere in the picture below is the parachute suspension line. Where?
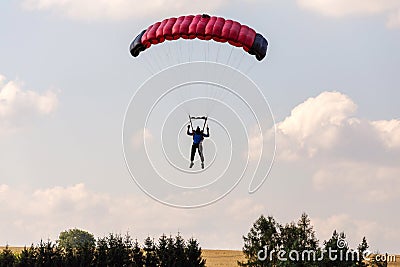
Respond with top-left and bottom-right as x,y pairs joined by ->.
207,41 -> 210,62
142,55 -> 156,75
188,39 -> 193,62
151,47 -> 163,72
203,41 -> 206,62
166,42 -> 173,66
171,42 -> 179,66
157,44 -> 168,70
178,40 -> 183,64
206,41 -> 213,113
208,47 -> 238,116
234,52 -> 246,71
225,46 -> 235,67
244,60 -> 257,75
215,42 -> 221,63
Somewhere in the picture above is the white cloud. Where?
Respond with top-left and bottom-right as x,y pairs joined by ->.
226,198 -> 264,222
247,126 -> 263,161
312,162 -> 400,202
20,0 -> 228,21
0,183 -> 265,249
276,91 -> 357,159
297,0 -> 400,28
275,91 -> 400,161
371,119 -> 400,148
272,91 -> 400,202
0,74 -> 58,133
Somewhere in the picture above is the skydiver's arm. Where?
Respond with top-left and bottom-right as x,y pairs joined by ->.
203,127 -> 210,137
187,125 -> 193,136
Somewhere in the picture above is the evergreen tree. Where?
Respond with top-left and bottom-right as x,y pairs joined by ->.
165,235 -> 176,267
321,231 -> 355,267
239,215 -> 281,266
35,239 -> 62,267
185,238 -> 206,267
356,237 -> 369,267
17,245 -> 37,267
143,237 -> 158,267
174,233 -> 187,267
106,233 -> 129,267
156,234 -> 169,267
132,239 -> 145,267
93,237 -> 108,267
278,213 -> 319,267
297,213 -> 319,252
122,233 -> 134,267
0,245 -> 16,267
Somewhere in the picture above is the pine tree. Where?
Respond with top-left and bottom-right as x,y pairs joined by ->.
106,233 -> 129,267
321,231 -> 354,267
239,215 -> 280,266
143,237 -> 158,267
0,245 -> 16,267
356,237 -> 369,267
174,233 -> 187,267
17,244 -> 37,267
156,234 -> 169,267
278,213 -> 319,266
35,239 -> 60,267
165,235 -> 176,267
94,237 -> 108,267
121,233 -> 134,266
132,239 -> 144,267
185,238 -> 206,267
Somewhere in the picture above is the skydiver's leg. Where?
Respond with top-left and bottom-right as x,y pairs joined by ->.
191,144 -> 198,161
190,144 -> 196,168
198,143 -> 204,162
198,143 -> 204,169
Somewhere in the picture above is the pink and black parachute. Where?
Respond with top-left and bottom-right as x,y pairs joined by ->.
130,14 -> 268,61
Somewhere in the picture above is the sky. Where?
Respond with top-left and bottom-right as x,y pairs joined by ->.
1,0 -> 400,253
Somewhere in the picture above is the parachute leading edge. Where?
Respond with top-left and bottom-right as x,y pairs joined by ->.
130,14 -> 268,61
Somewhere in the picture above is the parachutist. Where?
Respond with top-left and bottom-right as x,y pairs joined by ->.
187,124 -> 210,169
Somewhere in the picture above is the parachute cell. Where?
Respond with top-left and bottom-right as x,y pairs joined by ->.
130,14 -> 268,61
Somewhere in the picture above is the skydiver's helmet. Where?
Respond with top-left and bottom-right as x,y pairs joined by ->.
195,126 -> 201,134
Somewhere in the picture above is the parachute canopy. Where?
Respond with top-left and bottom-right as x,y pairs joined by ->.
130,14 -> 268,61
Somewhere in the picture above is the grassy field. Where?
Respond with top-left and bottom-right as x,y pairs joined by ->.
202,249 -> 246,266
1,247 -> 399,266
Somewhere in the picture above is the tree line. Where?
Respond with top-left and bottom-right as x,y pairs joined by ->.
239,213 -> 387,267
0,229 -> 205,267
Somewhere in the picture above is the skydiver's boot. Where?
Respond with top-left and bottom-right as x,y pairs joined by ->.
201,162 -> 204,169
189,161 -> 194,168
